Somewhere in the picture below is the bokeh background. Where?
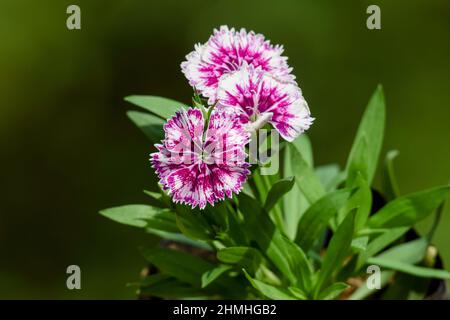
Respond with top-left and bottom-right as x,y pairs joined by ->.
0,0 -> 449,299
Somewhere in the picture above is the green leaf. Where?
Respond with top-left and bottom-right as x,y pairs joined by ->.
296,189 -> 351,252
141,247 -> 214,288
368,186 -> 450,228
201,265 -> 232,288
264,176 -> 295,212
250,168 -> 270,203
243,270 -> 296,300
351,236 -> 369,253
367,257 -> 450,280
375,237 -> 428,265
339,174 -> 371,230
282,145 -> 310,239
287,287 -> 308,299
382,150 -> 400,200
349,270 -> 395,300
143,190 -> 167,208
124,95 -> 185,119
126,110 -> 164,142
292,134 -> 313,167
217,247 -> 263,274
99,205 -> 177,232
315,164 -> 344,191
145,230 -> 211,250
175,204 -> 215,241
427,201 -> 446,242
314,211 -> 356,296
346,85 -> 385,187
357,227 -> 408,269
290,145 -> 325,204
239,193 -> 314,290
317,282 -> 349,300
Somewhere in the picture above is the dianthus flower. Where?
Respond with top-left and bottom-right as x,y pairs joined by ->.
181,25 -> 294,104
216,64 -> 314,142
151,108 -> 250,209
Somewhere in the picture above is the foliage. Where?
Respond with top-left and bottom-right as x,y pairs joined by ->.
100,86 -> 449,300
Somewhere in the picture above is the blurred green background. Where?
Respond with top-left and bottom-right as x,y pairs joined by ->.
0,0 -> 449,299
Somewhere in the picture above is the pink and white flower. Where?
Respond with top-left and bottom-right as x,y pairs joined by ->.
150,108 -> 250,209
216,64 -> 314,142
181,25 -> 295,104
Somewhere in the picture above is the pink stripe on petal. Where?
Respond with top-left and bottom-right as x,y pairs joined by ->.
181,25 -> 295,104
150,107 -> 250,209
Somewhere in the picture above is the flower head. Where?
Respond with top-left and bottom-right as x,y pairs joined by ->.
181,25 -> 294,104
216,64 -> 314,142
151,108 -> 250,209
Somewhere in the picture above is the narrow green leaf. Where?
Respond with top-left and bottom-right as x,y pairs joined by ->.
175,205 -> 214,241
124,95 -> 185,119
201,265 -> 232,288
99,205 -> 176,232
143,190 -> 167,208
239,193 -> 314,290
368,186 -> 450,228
382,150 -> 400,200
427,201 -> 446,242
348,270 -> 395,300
357,227 -> 408,269
339,174 -> 371,230
318,282 -> 349,300
217,247 -> 263,274
282,145 -> 310,239
144,230 -> 212,250
126,110 -> 164,142
265,176 -> 295,212
243,270 -> 296,300
296,189 -> 351,252
368,257 -> 450,280
290,145 -> 325,204
315,164 -> 344,191
315,211 -> 356,295
141,247 -> 214,287
292,134 -> 313,167
346,85 -> 385,186
346,134 -> 369,187
351,236 -> 369,253
375,237 -> 428,265
287,287 -> 308,299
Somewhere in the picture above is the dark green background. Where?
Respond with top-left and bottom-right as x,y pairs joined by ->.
0,0 -> 449,299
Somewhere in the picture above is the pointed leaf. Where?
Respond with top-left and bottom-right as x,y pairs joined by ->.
290,145 -> 325,204
141,247 -> 213,287
318,282 -> 349,300
315,164 -> 344,191
217,247 -> 263,273
201,265 -> 232,288
264,176 -> 295,212
382,150 -> 400,200
125,95 -> 185,119
243,270 -> 296,300
315,211 -> 356,295
368,186 -> 450,228
368,257 -> 450,280
99,205 -> 176,232
296,189 -> 351,252
346,85 -> 385,186
126,110 -> 164,142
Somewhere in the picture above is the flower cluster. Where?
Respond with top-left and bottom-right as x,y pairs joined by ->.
151,26 -> 314,208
